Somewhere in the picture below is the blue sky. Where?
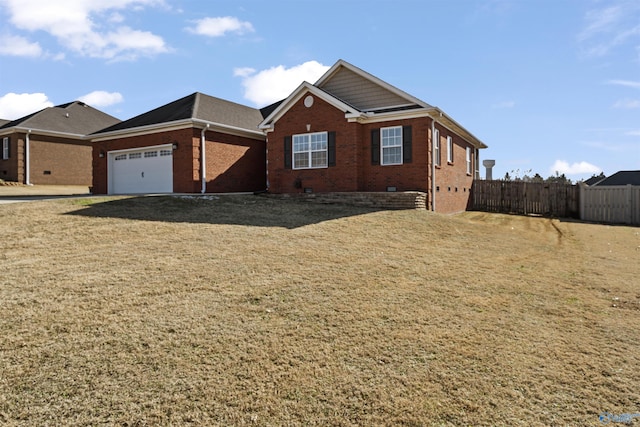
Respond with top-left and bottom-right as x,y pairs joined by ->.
0,0 -> 638,181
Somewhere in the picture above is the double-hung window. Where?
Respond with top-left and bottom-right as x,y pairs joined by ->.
381,126 -> 402,165
466,147 -> 472,174
2,137 -> 8,160
434,129 -> 440,167
447,136 -> 453,163
293,131 -> 327,169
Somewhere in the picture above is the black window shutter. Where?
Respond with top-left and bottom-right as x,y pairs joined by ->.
284,136 -> 292,169
402,125 -> 412,163
327,131 -> 336,167
371,129 -> 380,165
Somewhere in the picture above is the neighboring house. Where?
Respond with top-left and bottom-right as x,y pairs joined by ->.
591,170 -> 640,186
90,92 -> 266,195
0,102 -> 120,185
258,60 -> 488,213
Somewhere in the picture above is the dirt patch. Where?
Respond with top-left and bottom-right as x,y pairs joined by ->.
0,196 -> 638,426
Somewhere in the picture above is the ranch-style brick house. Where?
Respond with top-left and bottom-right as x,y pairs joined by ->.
89,92 -> 267,195
0,102 -> 119,185
259,60 -> 488,213
82,59 -> 487,213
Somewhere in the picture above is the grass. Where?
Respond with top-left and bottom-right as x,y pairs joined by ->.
0,195 -> 638,426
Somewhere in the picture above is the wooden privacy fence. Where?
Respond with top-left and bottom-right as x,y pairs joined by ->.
580,184 -> 640,225
469,180 -> 579,218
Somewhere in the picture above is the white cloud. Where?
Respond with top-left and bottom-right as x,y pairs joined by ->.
578,3 -> 640,57
549,160 -> 601,176
235,61 -> 330,106
491,100 -> 515,109
612,98 -> 640,109
0,92 -> 54,120
77,91 -> 123,108
625,130 -> 640,136
188,16 -> 254,37
607,79 -> 640,89
0,0 -> 168,60
0,34 -> 43,57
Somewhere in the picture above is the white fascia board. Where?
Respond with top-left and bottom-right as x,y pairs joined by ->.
0,126 -> 86,139
193,120 -> 265,141
259,82 -> 363,130
88,119 -> 194,142
427,108 -> 488,149
90,119 -> 265,142
315,59 -> 432,109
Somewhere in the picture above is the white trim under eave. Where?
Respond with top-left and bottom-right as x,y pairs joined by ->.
89,119 -> 265,142
1,127 -> 87,140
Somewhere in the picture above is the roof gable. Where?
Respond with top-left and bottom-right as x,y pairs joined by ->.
93,92 -> 263,135
0,102 -> 120,136
258,82 -> 362,130
315,60 -> 431,111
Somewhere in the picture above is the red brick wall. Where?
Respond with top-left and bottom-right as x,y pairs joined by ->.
432,125 -> 475,213
200,129 -> 266,193
92,127 -> 265,194
92,128 -> 194,194
267,94 -> 360,193
360,117 -> 431,193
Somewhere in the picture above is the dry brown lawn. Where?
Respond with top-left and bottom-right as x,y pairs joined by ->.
0,195 -> 638,426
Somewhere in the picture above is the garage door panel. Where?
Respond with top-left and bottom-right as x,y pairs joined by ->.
109,146 -> 173,194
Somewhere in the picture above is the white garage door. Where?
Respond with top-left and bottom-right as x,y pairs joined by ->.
109,145 -> 173,194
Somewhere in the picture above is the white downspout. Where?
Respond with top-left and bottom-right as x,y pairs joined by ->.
431,117 -> 437,212
201,124 -> 209,194
25,130 -> 32,185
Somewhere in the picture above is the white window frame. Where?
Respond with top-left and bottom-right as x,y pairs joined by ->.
381,125 -> 403,166
466,147 -> 472,174
2,137 -> 8,160
292,131 -> 328,170
434,129 -> 440,167
447,136 -> 453,164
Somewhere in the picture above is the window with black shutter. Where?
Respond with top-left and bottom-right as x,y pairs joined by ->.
328,131 -> 336,167
371,129 -> 380,165
284,136 -> 292,169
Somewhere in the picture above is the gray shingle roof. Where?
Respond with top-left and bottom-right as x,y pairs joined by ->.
0,102 -> 120,135
593,170 -> 640,186
93,92 -> 264,135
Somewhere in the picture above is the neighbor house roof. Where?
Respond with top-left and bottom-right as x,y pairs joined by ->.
592,170 -> 640,186
91,92 -> 265,141
259,59 -> 487,149
0,119 -> 10,127
0,102 -> 120,137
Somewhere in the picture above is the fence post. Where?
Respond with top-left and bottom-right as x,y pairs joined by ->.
627,184 -> 633,225
579,183 -> 586,221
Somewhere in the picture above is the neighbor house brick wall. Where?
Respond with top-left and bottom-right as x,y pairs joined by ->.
432,125 -> 475,213
1,132 -> 91,185
29,136 -> 92,185
0,132 -> 22,182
